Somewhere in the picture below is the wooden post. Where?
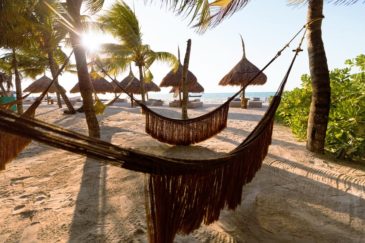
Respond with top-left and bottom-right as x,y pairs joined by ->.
181,39 -> 192,119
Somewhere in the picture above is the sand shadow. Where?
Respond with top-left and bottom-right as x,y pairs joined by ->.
211,155 -> 365,242
68,125 -> 125,242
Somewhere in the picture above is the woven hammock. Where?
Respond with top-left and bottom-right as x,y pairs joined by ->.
0,36 -> 302,240
0,26 -> 308,242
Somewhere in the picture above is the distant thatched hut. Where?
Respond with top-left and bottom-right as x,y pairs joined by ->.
24,75 -> 65,93
70,72 -> 115,94
218,36 -> 267,108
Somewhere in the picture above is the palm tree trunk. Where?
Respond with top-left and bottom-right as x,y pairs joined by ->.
12,48 -> 23,114
138,65 -> 146,103
56,92 -> 62,108
66,0 -> 100,138
47,50 -> 76,114
181,39 -> 192,120
306,0 -> 330,153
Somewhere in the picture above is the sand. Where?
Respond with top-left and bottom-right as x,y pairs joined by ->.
0,101 -> 364,243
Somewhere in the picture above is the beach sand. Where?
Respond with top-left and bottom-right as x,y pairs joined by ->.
0,101 -> 364,242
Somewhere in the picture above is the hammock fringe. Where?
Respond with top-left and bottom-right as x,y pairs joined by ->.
144,102 -> 230,145
0,131 -> 31,170
146,117 -> 274,242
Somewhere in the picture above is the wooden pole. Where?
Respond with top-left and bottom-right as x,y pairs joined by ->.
181,39 -> 191,119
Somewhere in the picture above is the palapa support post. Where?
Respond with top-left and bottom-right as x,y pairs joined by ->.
240,85 -> 248,109
181,39 -> 192,120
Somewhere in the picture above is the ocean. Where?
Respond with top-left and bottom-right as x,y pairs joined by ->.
148,92 -> 276,104
39,92 -> 276,104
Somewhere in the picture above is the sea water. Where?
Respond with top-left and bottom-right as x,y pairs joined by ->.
40,92 -> 276,104
148,92 -> 276,104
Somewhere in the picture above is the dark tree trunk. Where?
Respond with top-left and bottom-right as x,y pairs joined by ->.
47,50 -> 76,114
66,0 -> 100,138
56,92 -> 62,108
306,0 -> 331,153
138,65 -> 146,103
181,39 -> 192,120
12,48 -> 23,114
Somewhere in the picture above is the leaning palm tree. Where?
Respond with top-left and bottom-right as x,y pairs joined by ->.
99,1 -> 178,103
64,0 -> 104,138
30,0 -> 76,113
155,0 -> 361,153
0,1 -> 36,114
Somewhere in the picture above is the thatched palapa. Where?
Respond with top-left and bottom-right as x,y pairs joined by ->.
116,71 -> 160,94
218,36 -> 267,87
170,81 -> 204,94
24,75 -> 66,93
70,71 -> 114,94
159,49 -> 197,88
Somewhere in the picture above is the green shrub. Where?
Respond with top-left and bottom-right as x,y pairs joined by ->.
276,54 -> 365,161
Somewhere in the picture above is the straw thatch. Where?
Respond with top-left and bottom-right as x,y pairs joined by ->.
160,49 -> 197,87
70,72 -> 115,93
219,37 -> 267,87
116,71 -> 161,94
170,81 -> 204,94
24,75 -> 65,93
145,81 -> 161,92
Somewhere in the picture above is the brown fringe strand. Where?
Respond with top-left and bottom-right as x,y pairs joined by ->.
144,102 -> 230,145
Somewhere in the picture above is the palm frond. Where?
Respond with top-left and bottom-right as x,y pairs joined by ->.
85,0 -> 105,14
145,51 -> 178,71
144,69 -> 154,83
99,1 -> 142,49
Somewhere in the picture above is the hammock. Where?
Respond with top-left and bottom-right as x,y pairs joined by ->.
0,29 -> 304,242
97,24 -> 308,146
0,51 -> 73,170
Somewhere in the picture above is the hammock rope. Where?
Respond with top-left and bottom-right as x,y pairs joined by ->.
0,26 -> 307,242
0,51 -> 73,170
97,23 -> 309,145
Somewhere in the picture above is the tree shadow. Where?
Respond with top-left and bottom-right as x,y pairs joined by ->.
211,155 -> 365,242
68,125 -> 125,242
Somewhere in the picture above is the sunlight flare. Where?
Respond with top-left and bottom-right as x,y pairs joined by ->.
81,32 -> 104,53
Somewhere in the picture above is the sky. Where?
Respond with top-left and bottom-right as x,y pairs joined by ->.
22,0 -> 365,94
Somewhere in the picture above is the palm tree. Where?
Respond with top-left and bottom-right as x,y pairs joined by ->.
0,72 -> 12,95
155,0 -> 360,153
31,0 -> 76,113
65,0 -> 104,138
99,1 -> 178,103
0,1 -> 35,114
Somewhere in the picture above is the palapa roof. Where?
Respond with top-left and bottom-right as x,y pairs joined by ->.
169,81 -> 204,93
219,37 -> 267,87
159,49 -> 197,87
70,71 -> 115,93
116,71 -> 161,94
145,81 -> 161,92
24,75 -> 65,93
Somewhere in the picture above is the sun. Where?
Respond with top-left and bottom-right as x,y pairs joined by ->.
81,31 -> 103,53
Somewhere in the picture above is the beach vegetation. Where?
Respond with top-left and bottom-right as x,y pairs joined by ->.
99,1 -> 178,103
0,1 -> 37,114
29,0 -> 76,113
276,54 -> 365,161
